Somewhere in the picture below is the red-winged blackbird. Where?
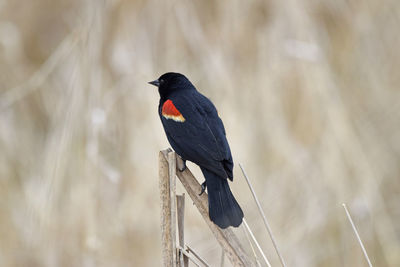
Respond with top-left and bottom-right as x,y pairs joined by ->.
149,72 -> 243,229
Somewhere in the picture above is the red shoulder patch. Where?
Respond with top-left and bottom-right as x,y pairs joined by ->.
162,100 -> 185,122
162,100 -> 181,116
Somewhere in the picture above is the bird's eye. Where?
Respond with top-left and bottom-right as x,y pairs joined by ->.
159,79 -> 165,85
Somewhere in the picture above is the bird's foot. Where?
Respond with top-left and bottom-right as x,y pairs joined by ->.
177,158 -> 187,172
199,181 -> 207,196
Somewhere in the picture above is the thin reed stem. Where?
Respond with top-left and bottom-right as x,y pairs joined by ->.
243,219 -> 271,267
342,203 -> 373,267
241,222 -> 262,267
239,163 -> 287,267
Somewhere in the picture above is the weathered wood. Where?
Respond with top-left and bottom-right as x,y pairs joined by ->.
176,194 -> 188,267
159,149 -> 175,267
168,152 -> 177,266
176,195 -> 185,248
160,149 -> 255,267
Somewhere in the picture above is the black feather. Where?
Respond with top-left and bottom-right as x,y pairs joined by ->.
201,168 -> 243,228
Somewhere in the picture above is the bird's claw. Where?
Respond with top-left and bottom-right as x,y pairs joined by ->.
199,181 -> 207,196
178,159 -> 187,172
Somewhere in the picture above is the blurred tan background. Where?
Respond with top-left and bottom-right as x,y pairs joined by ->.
0,0 -> 399,266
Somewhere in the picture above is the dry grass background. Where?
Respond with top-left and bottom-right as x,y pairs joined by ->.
0,0 -> 399,266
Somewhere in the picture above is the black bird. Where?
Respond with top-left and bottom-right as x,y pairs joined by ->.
149,72 -> 243,229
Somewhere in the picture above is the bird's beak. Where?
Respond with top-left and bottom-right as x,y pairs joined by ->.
148,79 -> 160,87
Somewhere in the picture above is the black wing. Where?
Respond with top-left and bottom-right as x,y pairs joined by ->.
159,91 -> 233,180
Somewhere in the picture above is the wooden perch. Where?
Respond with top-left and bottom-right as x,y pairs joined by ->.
159,148 -> 176,266
176,194 -> 189,267
160,149 -> 254,267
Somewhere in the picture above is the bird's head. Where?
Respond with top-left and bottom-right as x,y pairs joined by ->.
149,72 -> 193,99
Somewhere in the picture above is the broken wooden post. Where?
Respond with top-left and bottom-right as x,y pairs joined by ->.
168,152 -> 177,266
176,194 -> 189,267
159,149 -> 177,267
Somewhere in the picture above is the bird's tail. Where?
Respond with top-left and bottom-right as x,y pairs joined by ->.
200,168 -> 244,229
